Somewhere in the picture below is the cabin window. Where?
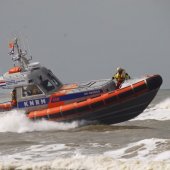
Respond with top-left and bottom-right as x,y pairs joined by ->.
41,79 -> 55,92
22,85 -> 43,97
47,72 -> 60,87
51,77 -> 60,87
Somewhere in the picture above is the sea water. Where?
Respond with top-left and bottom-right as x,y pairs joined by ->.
0,89 -> 169,170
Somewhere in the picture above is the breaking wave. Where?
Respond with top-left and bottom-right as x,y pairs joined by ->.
133,98 -> 170,121
104,138 -> 170,160
0,138 -> 169,170
1,158 -> 169,170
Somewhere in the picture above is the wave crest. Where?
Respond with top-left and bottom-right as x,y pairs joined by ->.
132,98 -> 170,121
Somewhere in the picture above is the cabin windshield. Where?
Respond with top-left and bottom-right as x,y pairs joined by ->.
41,79 -> 55,92
47,71 -> 61,87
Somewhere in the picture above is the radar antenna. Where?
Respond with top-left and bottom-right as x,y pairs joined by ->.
8,38 -> 32,70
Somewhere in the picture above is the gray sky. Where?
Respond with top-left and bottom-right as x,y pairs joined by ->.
0,0 -> 169,88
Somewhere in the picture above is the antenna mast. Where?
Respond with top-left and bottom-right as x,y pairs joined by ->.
9,38 -> 32,71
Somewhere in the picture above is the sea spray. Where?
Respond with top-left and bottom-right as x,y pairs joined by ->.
154,98 -> 170,109
0,110 -> 87,133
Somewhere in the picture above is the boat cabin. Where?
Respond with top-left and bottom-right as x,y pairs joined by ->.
3,62 -> 63,110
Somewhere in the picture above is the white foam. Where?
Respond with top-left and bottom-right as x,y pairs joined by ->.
154,98 -> 170,110
0,138 -> 169,162
0,156 -> 170,170
0,143 -> 70,162
0,139 -> 169,169
132,98 -> 170,121
0,110 -> 86,133
104,138 -> 170,160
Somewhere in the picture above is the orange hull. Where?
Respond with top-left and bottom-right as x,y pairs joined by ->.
27,75 -> 162,124
0,102 -> 12,111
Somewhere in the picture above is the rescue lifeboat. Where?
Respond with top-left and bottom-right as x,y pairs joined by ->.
0,38 -> 162,124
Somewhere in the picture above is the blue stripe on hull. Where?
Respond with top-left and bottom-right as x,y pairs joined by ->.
52,89 -> 103,102
18,89 -> 103,108
18,98 -> 49,108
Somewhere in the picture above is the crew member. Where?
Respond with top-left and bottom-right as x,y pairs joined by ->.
112,67 -> 130,89
11,89 -> 17,106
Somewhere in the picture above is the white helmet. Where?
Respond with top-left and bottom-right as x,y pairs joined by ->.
117,67 -> 123,72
